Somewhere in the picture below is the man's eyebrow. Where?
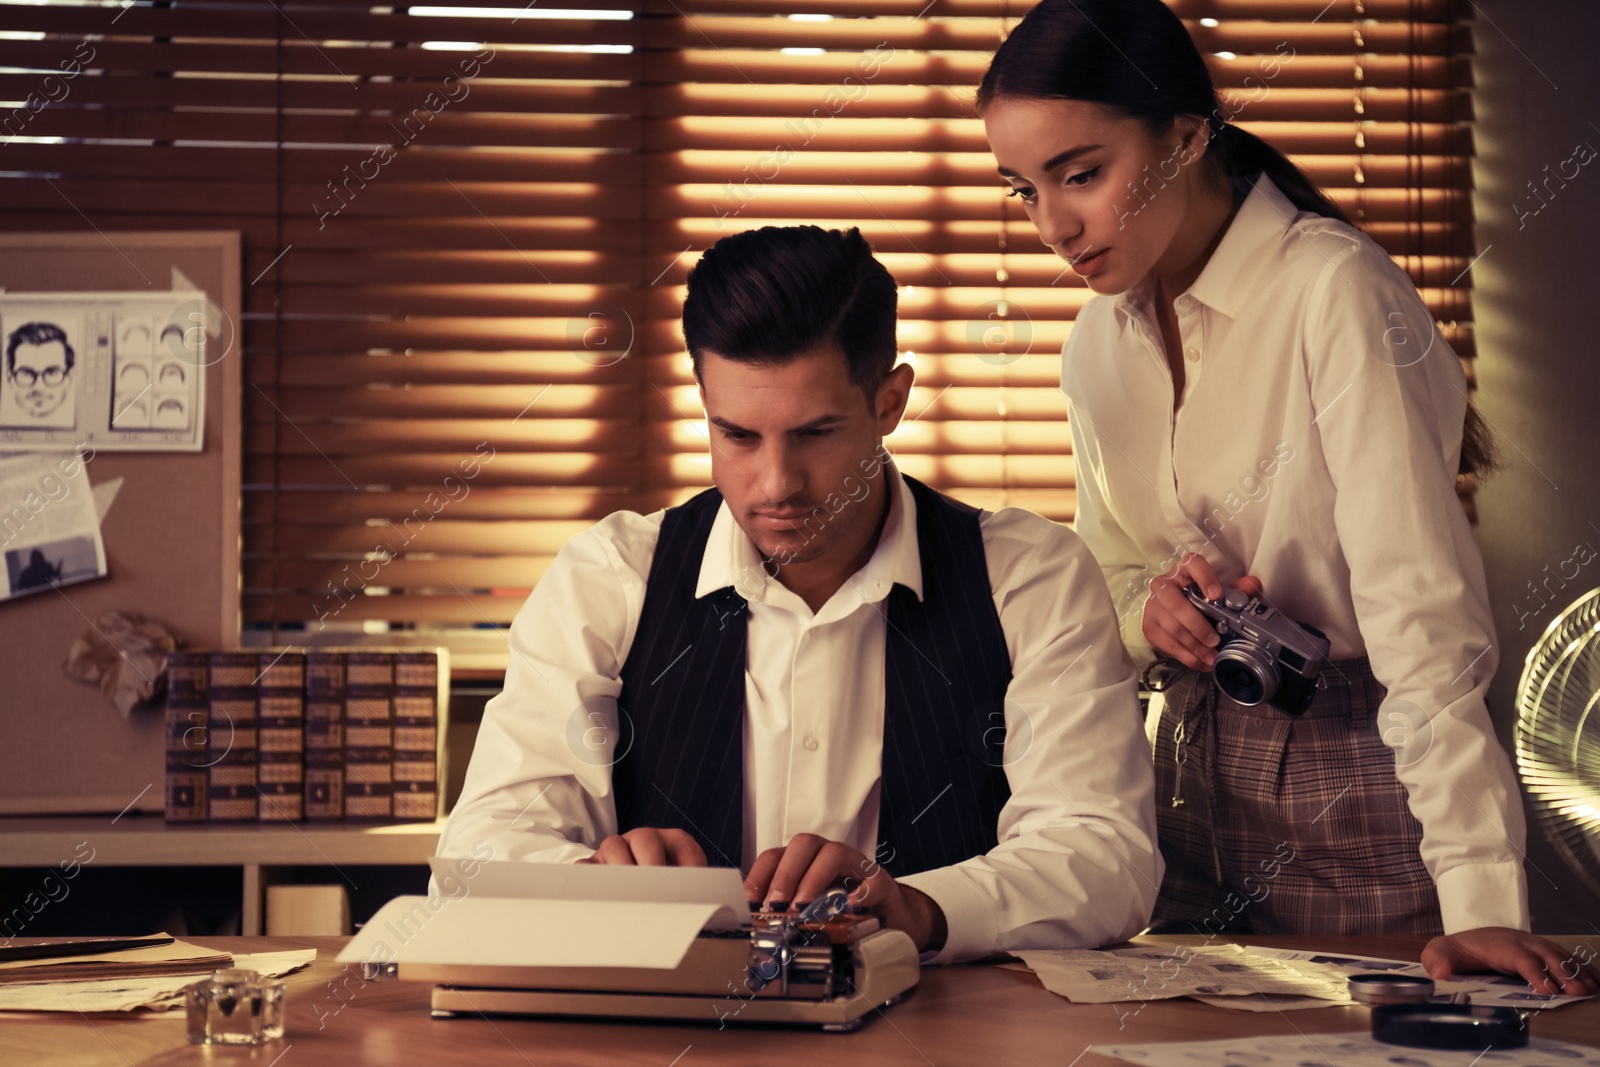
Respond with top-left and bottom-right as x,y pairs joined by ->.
997,143 -> 1103,179
791,414 -> 846,433
708,414 -> 846,435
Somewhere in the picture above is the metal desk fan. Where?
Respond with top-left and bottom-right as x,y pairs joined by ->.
1514,586 -> 1600,898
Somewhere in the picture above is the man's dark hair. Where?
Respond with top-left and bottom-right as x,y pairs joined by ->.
6,321 -> 75,375
682,226 -> 898,401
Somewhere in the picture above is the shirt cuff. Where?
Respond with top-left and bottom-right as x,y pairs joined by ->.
1435,861 -> 1530,934
897,865 -> 999,965
1119,608 -> 1156,667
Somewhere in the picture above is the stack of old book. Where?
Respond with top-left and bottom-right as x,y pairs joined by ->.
163,648 -> 447,825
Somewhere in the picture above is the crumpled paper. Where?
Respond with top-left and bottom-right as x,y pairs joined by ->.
62,610 -> 178,717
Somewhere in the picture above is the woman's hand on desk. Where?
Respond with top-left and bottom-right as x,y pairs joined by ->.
1142,554 -> 1264,671
1423,928 -> 1600,996
577,827 -> 709,866
744,833 -> 949,954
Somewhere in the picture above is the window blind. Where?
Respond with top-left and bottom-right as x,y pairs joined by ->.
0,0 -> 1478,668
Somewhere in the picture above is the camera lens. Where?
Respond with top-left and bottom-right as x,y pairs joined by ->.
1216,662 -> 1263,704
1214,645 -> 1278,706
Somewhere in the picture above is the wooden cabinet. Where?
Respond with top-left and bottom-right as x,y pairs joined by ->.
0,815 -> 445,935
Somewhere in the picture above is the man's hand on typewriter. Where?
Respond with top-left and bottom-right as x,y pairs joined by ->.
577,827 -> 709,866
745,833 -> 949,954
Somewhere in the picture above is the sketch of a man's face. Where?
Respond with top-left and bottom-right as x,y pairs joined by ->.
6,323 -> 74,419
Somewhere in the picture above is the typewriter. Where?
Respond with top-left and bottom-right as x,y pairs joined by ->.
337,861 -> 920,1032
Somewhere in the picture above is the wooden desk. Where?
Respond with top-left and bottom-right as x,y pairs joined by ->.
6,934 -> 1598,1066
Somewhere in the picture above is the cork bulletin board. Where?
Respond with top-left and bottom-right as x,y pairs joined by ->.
0,232 -> 241,815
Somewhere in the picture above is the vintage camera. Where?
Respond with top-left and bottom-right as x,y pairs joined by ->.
1181,585 -> 1331,715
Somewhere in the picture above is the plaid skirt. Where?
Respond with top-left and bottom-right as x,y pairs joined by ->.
1149,656 -> 1443,936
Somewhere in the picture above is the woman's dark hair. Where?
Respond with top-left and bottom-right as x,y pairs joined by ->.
977,0 -> 1499,480
1460,404 -> 1500,481
976,0 -> 1347,223
682,225 -> 898,402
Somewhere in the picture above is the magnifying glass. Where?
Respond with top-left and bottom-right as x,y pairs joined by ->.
1371,1004 -> 1529,1051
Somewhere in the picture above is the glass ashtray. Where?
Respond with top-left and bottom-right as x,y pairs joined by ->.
186,967 -> 285,1045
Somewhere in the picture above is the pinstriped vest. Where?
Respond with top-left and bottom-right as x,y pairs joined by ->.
612,475 -> 1012,877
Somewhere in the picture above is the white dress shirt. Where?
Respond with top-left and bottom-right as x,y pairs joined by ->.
1062,173 -> 1529,934
437,465 -> 1162,963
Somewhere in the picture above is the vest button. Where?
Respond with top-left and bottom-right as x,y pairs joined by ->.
802,735 -> 819,752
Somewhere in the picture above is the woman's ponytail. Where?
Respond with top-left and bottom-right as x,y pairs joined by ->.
1208,122 -> 1348,224
1460,402 -> 1500,481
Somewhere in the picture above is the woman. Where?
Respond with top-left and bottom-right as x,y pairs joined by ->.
978,0 -> 1597,993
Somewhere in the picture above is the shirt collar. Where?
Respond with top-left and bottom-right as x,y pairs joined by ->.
1113,172 -> 1301,327
694,461 -> 924,607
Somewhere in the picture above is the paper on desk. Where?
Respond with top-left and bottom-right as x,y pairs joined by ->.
0,948 -> 315,1014
340,895 -> 727,971
1249,946 -> 1597,1011
0,934 -> 229,983
1190,992 -> 1337,1011
1100,1032 -> 1600,1067
434,859 -> 749,932
1014,944 -> 1349,1004
229,948 -> 319,979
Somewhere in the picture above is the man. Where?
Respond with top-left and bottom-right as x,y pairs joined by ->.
14,547 -> 61,591
437,225 -> 1160,961
4,322 -> 76,422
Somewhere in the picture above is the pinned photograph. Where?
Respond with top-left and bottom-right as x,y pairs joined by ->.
4,534 -> 103,598
0,314 -> 82,430
0,294 -> 206,450
0,452 -> 108,603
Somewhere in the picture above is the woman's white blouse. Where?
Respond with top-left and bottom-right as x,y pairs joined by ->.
1062,173 -> 1529,934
